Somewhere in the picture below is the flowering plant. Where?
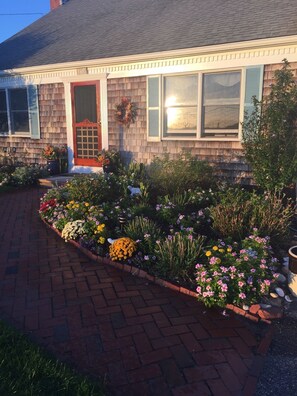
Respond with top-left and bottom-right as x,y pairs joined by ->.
96,149 -> 121,169
41,144 -> 59,160
61,220 -> 86,242
195,230 -> 278,308
115,97 -> 138,127
109,237 -> 137,261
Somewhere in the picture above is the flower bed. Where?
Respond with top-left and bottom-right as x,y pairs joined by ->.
39,158 -> 295,320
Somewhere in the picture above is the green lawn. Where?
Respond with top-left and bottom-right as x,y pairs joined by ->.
0,320 -> 105,396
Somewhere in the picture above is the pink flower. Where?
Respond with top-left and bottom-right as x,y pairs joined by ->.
239,292 -> 246,299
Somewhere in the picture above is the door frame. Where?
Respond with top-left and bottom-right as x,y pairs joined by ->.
71,80 -> 101,166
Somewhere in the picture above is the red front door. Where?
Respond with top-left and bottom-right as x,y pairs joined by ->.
71,81 -> 101,166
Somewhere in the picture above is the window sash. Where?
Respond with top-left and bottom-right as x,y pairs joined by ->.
0,87 -> 39,137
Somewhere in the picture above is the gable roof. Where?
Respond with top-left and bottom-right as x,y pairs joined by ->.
1,0 -> 297,71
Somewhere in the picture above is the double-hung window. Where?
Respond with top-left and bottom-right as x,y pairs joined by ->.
0,86 -> 40,139
147,66 -> 263,141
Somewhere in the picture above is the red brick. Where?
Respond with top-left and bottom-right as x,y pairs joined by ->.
207,378 -> 231,396
128,364 -> 162,383
140,347 -> 172,364
179,332 -> 203,353
161,325 -> 189,337
215,362 -> 242,392
173,381 -> 211,396
133,333 -> 153,354
193,350 -> 226,366
184,365 -> 219,383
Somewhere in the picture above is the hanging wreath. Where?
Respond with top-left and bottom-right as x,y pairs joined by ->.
115,97 -> 138,128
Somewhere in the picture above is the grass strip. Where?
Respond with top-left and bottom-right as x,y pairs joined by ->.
0,320 -> 105,396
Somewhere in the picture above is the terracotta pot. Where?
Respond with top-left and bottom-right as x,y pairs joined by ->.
288,246 -> 297,274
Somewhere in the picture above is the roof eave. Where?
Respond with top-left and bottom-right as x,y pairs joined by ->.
1,35 -> 297,76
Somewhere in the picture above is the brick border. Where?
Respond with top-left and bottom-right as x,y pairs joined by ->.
41,218 -> 274,324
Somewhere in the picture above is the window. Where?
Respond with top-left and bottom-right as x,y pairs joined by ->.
202,71 -> 241,137
147,66 -> 263,141
164,75 -> 197,138
0,86 -> 40,138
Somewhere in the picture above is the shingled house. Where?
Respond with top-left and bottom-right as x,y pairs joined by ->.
0,0 -> 297,179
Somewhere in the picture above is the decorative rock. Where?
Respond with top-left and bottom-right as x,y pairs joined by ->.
242,304 -> 249,311
270,292 -> 278,299
268,297 -> 282,307
260,303 -> 272,309
249,304 -> 261,315
258,306 -> 283,320
285,295 -> 293,303
274,273 -> 287,283
275,287 -> 285,298
107,238 -> 116,244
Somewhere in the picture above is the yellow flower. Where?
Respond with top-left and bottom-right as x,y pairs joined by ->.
205,251 -> 212,257
97,224 -> 105,232
98,237 -> 105,244
212,246 -> 218,251
216,258 -> 222,264
219,249 -> 225,253
227,247 -> 232,252
85,202 -> 90,207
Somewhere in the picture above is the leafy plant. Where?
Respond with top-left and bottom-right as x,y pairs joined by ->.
242,59 -> 297,191
124,216 -> 162,255
11,166 -> 42,186
147,152 -> 215,196
210,187 -> 295,245
154,233 -> 205,284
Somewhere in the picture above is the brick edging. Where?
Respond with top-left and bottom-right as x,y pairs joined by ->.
41,218 -> 273,324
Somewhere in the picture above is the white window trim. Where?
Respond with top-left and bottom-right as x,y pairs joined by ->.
149,67 -> 246,142
0,86 -> 31,137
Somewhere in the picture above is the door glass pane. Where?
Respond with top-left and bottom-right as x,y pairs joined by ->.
74,85 -> 97,123
0,90 -> 7,112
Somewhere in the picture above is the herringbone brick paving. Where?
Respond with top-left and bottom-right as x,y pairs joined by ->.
0,188 -> 265,395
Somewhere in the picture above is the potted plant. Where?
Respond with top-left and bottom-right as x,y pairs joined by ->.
41,144 -> 60,175
58,144 -> 68,174
96,149 -> 122,174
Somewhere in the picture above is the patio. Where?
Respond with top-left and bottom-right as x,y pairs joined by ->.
0,188 -> 269,395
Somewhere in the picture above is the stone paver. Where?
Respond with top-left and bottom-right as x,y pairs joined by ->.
0,188 -> 267,395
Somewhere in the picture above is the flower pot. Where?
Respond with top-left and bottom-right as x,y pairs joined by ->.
103,164 -> 114,174
47,159 -> 60,175
288,246 -> 297,274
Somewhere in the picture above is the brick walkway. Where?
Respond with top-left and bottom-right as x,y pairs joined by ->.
0,188 -> 267,396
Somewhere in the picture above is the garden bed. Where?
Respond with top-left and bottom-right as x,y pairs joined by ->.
38,157 -> 295,323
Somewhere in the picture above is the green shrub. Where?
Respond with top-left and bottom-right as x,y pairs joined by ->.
242,60 -> 297,191
65,173 -> 127,205
210,188 -> 294,245
154,233 -> 205,284
147,152 -> 215,196
11,166 -> 42,186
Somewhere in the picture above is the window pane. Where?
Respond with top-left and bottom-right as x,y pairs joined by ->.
164,75 -> 198,106
203,105 -> 240,130
203,72 -> 240,105
164,107 -> 197,136
10,89 -> 28,110
203,72 -> 241,135
74,85 -> 97,123
148,78 -> 159,107
0,90 -> 7,112
148,109 -> 159,137
0,113 -> 8,133
11,111 -> 29,133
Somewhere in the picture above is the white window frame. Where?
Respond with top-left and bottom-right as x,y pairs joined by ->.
148,67 -> 247,142
0,86 -> 31,137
